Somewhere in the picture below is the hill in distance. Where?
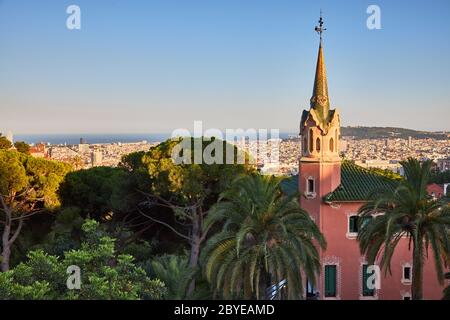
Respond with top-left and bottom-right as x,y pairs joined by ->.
341,126 -> 449,140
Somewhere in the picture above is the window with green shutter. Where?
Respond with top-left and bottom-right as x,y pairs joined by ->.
362,264 -> 375,296
324,265 -> 337,297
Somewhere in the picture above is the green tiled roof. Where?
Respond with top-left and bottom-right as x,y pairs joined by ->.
280,161 -> 398,202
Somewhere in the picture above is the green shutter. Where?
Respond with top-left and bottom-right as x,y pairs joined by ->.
349,216 -> 359,233
362,265 -> 375,296
349,216 -> 355,233
324,265 -> 337,297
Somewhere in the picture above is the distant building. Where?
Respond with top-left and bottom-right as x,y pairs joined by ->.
444,183 -> 450,197
6,130 -> 13,144
91,150 -> 103,167
355,159 -> 402,174
437,158 -> 450,172
339,139 -> 348,152
80,137 -> 86,144
407,136 -> 412,148
260,163 -> 280,175
78,143 -> 90,154
427,183 -> 444,200
29,143 -> 47,158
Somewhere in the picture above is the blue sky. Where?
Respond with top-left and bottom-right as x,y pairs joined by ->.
1,0 -> 449,134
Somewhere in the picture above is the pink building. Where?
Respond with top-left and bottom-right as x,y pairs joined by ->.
283,19 -> 447,300
427,183 -> 444,199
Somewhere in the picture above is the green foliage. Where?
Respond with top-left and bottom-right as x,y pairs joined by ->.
358,158 -> 450,300
142,138 -> 254,204
0,271 -> 51,299
0,150 -> 72,270
119,151 -> 147,172
430,169 -> 450,184
0,150 -> 72,210
202,174 -> 326,299
444,273 -> 450,300
14,141 -> 30,154
367,167 -> 403,181
59,166 -> 138,219
0,133 -> 12,150
443,286 -> 450,300
120,241 -> 153,264
0,220 -> 166,300
37,207 -> 85,256
146,254 -> 195,299
26,156 -> 73,209
0,150 -> 28,196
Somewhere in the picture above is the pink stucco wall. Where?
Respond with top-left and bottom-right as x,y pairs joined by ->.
299,161 -> 447,300
319,202 -> 445,300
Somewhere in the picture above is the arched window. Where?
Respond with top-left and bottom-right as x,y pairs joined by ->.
316,137 -> 321,151
303,137 -> 308,153
307,177 -> 315,193
309,129 -> 314,153
329,138 -> 334,152
335,129 -> 338,152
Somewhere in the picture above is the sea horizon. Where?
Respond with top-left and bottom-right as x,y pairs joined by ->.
13,132 -> 299,145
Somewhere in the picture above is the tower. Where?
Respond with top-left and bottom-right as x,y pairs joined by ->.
299,14 -> 341,221
6,130 -> 13,144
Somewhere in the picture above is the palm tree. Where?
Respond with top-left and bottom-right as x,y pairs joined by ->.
201,174 -> 326,299
358,158 -> 450,300
443,272 -> 450,300
148,254 -> 195,300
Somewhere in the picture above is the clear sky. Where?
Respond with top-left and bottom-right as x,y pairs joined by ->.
1,0 -> 449,134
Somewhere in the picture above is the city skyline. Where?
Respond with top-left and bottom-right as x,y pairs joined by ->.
1,0 -> 450,134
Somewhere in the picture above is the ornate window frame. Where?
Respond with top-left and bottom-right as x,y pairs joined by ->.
359,258 -> 379,300
401,290 -> 412,300
322,256 -> 341,300
345,212 -> 358,239
401,262 -> 412,285
304,176 -> 317,199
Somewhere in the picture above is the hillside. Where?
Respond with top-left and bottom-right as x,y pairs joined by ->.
341,126 -> 448,140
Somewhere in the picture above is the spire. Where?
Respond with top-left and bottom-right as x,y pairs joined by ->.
310,12 -> 330,122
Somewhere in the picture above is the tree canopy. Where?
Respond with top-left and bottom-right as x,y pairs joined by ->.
13,141 -> 30,154
59,166 -> 139,220
136,137 -> 255,295
0,219 -> 166,300
0,134 -> 12,150
0,150 -> 72,271
202,174 -> 326,299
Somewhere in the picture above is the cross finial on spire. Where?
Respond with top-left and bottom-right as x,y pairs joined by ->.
314,10 -> 326,42
310,10 -> 330,122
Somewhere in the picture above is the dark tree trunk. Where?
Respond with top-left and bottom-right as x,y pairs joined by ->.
1,221 -> 11,272
1,201 -> 23,273
187,212 -> 201,296
412,238 -> 424,300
